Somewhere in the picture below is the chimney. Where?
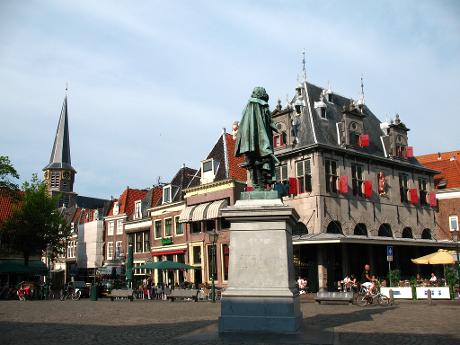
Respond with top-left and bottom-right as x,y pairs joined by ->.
437,152 -> 442,160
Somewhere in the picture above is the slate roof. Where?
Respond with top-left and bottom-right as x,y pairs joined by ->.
206,132 -> 246,182
43,96 -> 76,172
417,151 -> 460,189
274,81 -> 432,172
76,195 -> 109,210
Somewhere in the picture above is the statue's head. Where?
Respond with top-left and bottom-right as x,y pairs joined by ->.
251,87 -> 269,102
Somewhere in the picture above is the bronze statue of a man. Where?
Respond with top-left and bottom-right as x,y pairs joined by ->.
235,87 -> 279,190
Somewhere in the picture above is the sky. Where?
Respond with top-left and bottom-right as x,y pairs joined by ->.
1,0 -> 459,199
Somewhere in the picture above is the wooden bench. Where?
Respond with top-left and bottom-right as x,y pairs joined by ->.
166,289 -> 199,302
109,289 -> 134,301
315,291 -> 354,304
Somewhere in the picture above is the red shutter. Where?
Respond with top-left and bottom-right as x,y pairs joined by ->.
427,192 -> 437,207
406,146 -> 414,158
288,177 -> 298,195
363,180 -> 373,198
359,134 -> 369,147
273,135 -> 278,148
409,188 -> 419,205
339,176 -> 348,194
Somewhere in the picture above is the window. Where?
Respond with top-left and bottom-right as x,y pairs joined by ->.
202,160 -> 213,173
116,220 -> 123,235
190,222 -> 201,234
399,173 -> 409,203
108,221 -> 114,236
351,164 -> 364,197
273,132 -> 287,148
419,178 -> 428,206
325,159 -> 338,193
205,220 -> 215,232
67,240 -> 76,258
135,233 -> 143,253
207,244 -> 217,281
449,216 -> 459,232
143,231 -> 150,252
113,202 -> 119,215
193,246 -> 201,265
220,218 -> 231,229
134,262 -> 146,275
163,186 -> 171,204
164,218 -> 172,237
154,220 -> 162,239
275,163 -> 288,184
222,244 -> 229,281
175,216 -> 183,235
51,171 -> 60,188
134,200 -> 142,219
296,159 -> 312,193
107,242 -> 114,260
128,233 -> 134,247
115,241 -> 122,258
349,122 -> 360,146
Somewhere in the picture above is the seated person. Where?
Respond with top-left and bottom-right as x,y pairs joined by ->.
416,273 -> 423,286
429,273 -> 437,286
349,274 -> 358,292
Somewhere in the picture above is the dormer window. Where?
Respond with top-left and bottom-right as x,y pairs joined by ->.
201,159 -> 216,184
163,185 -> 172,204
349,122 -> 360,146
113,202 -> 119,216
273,122 -> 287,149
314,99 -> 327,119
294,98 -> 303,114
134,200 -> 142,219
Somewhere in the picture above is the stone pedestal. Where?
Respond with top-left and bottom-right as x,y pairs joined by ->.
219,198 -> 303,334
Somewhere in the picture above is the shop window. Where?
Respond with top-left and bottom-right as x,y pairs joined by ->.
399,173 -> 409,203
296,159 -> 312,193
351,164 -> 364,197
193,246 -> 201,265
325,159 -> 338,194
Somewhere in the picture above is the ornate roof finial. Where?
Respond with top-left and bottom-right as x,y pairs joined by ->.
360,75 -> 364,101
65,82 -> 68,96
302,50 -> 307,82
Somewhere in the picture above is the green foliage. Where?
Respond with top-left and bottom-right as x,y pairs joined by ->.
0,174 -> 71,265
409,277 -> 417,300
445,266 -> 458,298
387,269 -> 401,287
0,155 -> 20,192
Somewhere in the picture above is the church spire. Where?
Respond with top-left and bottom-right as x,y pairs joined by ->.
43,95 -> 75,172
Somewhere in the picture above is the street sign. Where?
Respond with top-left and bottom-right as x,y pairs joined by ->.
387,245 -> 393,262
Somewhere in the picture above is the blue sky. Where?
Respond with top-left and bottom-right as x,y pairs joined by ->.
1,0 -> 459,199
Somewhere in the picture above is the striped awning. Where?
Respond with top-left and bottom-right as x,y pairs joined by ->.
206,199 -> 228,219
191,202 -> 211,222
178,205 -> 196,223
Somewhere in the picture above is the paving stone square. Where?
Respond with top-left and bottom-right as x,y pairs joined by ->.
0,299 -> 459,345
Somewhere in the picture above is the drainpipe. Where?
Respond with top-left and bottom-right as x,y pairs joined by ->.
222,128 -> 230,179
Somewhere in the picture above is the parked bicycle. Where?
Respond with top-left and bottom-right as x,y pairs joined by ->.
59,284 -> 81,301
355,284 -> 390,306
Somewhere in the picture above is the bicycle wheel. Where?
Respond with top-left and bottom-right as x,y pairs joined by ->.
59,290 -> 65,301
378,294 -> 390,306
356,293 -> 369,306
71,290 -> 81,300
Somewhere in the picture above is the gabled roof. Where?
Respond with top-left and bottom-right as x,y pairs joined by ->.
0,190 -> 20,225
275,81 -> 428,170
43,96 -> 76,172
206,132 -> 246,182
417,151 -> 460,189
106,188 -> 149,217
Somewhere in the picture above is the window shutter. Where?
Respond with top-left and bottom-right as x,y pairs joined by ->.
362,180 -> 372,198
288,177 -> 298,195
406,146 -> 414,158
427,191 -> 437,207
339,176 -> 348,194
409,188 -> 419,205
359,134 -> 370,147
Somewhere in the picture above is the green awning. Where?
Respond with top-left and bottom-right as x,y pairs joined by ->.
0,259 -> 48,274
137,260 -> 193,270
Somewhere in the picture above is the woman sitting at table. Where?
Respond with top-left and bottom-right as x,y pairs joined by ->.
429,272 -> 437,286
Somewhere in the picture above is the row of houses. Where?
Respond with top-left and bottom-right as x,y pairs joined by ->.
2,71 -> 458,292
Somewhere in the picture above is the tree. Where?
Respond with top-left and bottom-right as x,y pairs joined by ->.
1,175 -> 71,266
0,156 -> 19,197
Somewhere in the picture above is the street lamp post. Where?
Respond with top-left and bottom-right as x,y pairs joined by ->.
209,230 -> 219,303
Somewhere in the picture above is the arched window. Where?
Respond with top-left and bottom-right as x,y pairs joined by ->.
327,221 -> 342,234
293,222 -> 308,236
402,227 -> 413,238
422,229 -> 432,240
378,223 -> 392,237
354,223 -> 368,236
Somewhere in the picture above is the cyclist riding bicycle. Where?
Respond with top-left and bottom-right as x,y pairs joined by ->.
360,264 -> 375,296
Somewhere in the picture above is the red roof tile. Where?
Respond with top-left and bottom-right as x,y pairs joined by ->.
151,186 -> 163,207
107,188 -> 148,217
225,133 -> 247,182
417,150 -> 460,189
0,191 -> 21,224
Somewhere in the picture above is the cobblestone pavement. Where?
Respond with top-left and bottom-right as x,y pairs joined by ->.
0,299 -> 459,345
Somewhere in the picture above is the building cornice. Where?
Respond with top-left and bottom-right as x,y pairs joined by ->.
183,178 -> 241,198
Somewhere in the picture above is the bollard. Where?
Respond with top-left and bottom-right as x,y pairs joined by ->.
389,289 -> 394,305
427,289 -> 432,305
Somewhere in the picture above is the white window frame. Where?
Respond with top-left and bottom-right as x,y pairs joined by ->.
201,159 -> 214,174
174,215 -> 183,236
107,242 -> 114,260
134,200 -> 142,220
113,202 -> 119,216
164,217 -> 173,238
162,185 -> 172,204
154,220 -> 162,239
449,215 -> 459,232
115,241 -> 122,258
116,219 -> 123,235
108,221 -> 114,236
